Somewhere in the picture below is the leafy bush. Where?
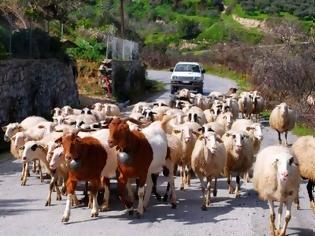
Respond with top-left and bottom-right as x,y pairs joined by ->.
178,17 -> 202,39
237,0 -> 315,20
66,38 -> 105,61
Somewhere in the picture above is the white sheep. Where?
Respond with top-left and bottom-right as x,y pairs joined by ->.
164,109 -> 185,134
238,92 -> 253,119
204,102 -> 223,123
102,103 -> 120,116
208,91 -> 224,101
193,93 -> 211,110
222,130 -> 254,197
253,146 -> 300,236
226,87 -> 238,100
75,114 -> 98,129
251,91 -> 265,121
201,122 -> 225,137
191,131 -> 226,210
292,136 -> 315,213
231,119 -> 263,155
132,102 -> 152,113
152,99 -> 169,108
177,88 -> 191,101
20,141 -> 51,185
269,103 -> 296,146
216,111 -> 234,132
91,102 -> 104,112
2,116 -> 47,143
61,105 -> 81,116
186,106 -> 206,125
173,121 -> 201,189
81,107 -> 106,122
222,97 -> 239,120
52,107 -> 63,117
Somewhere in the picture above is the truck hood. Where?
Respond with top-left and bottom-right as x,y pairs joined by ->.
171,71 -> 201,77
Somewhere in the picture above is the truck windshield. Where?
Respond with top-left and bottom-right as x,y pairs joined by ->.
175,64 -> 200,72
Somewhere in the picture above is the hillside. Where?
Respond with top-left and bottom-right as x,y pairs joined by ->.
0,0 -> 314,60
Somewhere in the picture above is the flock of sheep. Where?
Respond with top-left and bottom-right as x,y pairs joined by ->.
2,87 -> 314,235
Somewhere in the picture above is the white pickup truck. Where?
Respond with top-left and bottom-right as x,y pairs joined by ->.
170,62 -> 205,94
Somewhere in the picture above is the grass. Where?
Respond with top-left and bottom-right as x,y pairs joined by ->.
204,64 -> 251,91
145,79 -> 166,93
292,123 -> 315,137
260,110 -> 271,120
197,14 -> 263,45
233,4 -> 269,21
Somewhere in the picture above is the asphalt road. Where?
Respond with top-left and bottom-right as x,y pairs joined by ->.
0,71 -> 314,236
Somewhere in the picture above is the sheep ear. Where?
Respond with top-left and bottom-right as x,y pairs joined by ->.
11,134 -> 17,141
38,144 -> 48,151
225,132 -> 231,137
192,131 -> 200,136
216,136 -> 223,143
55,137 -> 62,144
1,126 -> 7,132
17,125 -> 23,132
173,129 -> 181,134
198,135 -> 205,140
198,127 -> 205,133
245,126 -> 254,131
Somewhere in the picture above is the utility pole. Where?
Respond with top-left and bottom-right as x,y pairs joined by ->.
120,0 -> 124,38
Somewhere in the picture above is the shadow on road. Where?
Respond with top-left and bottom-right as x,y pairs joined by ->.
287,227 -> 314,236
0,157 -> 23,176
0,198 -> 44,216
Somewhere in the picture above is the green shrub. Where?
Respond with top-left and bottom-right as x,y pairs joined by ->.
66,38 -> 105,61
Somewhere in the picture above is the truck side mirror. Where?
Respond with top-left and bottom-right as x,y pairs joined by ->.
202,69 -> 206,73
170,68 -> 174,72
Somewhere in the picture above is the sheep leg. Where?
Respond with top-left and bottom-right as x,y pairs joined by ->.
46,175 -> 56,206
20,163 -> 25,181
38,161 -> 43,183
21,162 -> 29,186
279,201 -> 292,236
90,180 -> 100,218
227,174 -> 234,194
268,200 -> 277,236
32,160 -> 37,173
235,175 -> 241,197
118,175 -> 133,214
186,166 -> 192,186
307,180 -> 315,212
137,176 -> 147,217
277,202 -> 283,231
55,181 -> 62,201
100,178 -> 110,211
206,177 -> 212,207
151,173 -> 162,201
136,186 -> 145,217
277,131 -> 282,145
126,179 -> 135,203
62,180 -> 77,223
165,164 -> 176,208
294,194 -> 300,210
179,166 -> 185,190
143,175 -> 153,209
213,177 -> 217,197
198,176 -> 207,211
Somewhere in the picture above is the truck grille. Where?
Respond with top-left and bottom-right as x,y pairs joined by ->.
179,76 -> 194,81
